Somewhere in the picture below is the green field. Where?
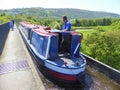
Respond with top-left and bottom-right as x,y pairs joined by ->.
75,26 -> 113,39
75,29 -> 95,39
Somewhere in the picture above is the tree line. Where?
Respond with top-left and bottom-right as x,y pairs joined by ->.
1,13 -> 119,29
70,18 -> 120,27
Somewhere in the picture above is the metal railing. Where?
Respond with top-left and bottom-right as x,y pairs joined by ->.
0,22 -> 10,55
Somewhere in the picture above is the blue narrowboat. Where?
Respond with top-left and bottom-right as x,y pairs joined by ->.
19,22 -> 86,83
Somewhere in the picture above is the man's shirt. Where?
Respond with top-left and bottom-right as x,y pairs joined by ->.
62,21 -> 71,36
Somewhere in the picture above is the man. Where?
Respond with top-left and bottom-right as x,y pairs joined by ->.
9,20 -> 15,31
61,16 -> 71,52
62,16 -> 71,33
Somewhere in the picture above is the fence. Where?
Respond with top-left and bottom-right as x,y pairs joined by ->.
0,22 -> 10,55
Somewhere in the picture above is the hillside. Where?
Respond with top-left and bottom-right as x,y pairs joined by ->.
0,7 -> 120,19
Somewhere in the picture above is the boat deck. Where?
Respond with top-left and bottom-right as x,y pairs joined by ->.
53,53 -> 84,66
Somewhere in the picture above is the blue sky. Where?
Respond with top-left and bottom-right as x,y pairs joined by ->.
0,0 -> 120,14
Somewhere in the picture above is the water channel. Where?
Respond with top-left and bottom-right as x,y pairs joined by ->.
37,64 -> 120,90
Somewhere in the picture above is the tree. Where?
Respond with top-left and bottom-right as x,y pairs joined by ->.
49,21 -> 61,29
82,30 -> 120,70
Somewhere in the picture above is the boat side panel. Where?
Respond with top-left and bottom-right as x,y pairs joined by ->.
42,36 -> 49,57
70,35 -> 81,57
19,27 -> 45,65
45,61 -> 85,75
31,31 -> 49,58
49,36 -> 59,60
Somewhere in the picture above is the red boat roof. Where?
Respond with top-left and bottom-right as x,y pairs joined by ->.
20,22 -> 36,28
20,22 -> 58,36
20,22 -> 82,36
32,28 -> 58,36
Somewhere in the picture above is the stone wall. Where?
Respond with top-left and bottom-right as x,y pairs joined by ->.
82,53 -> 120,84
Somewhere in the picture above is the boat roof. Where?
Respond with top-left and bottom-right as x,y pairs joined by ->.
33,28 -> 58,36
20,22 -> 82,36
20,22 -> 37,29
20,22 -> 58,36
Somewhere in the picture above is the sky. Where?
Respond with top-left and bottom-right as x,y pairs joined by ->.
0,0 -> 120,14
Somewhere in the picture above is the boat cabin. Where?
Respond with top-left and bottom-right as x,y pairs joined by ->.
19,22 -> 82,60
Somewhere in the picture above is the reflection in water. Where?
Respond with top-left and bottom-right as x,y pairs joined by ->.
37,65 -> 120,90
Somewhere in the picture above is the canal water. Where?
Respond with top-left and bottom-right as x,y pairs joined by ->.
37,65 -> 120,90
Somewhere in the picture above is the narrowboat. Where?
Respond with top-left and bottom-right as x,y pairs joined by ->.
18,22 -> 86,83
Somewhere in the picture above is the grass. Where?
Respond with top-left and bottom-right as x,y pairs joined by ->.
74,26 -> 114,39
102,26 -> 113,30
75,28 -> 96,39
